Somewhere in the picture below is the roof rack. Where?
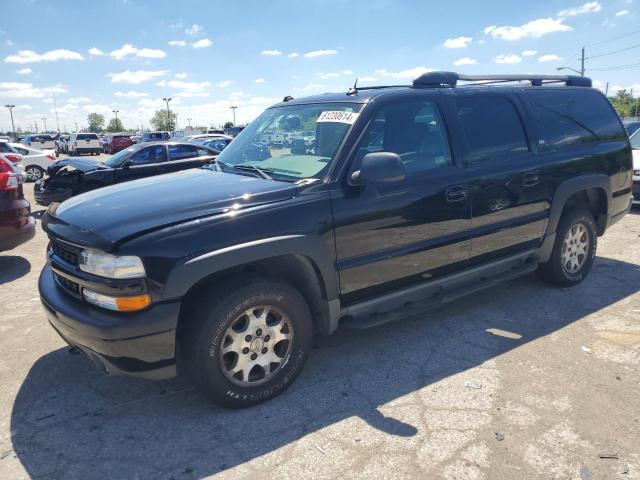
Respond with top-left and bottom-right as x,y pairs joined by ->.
412,71 -> 592,88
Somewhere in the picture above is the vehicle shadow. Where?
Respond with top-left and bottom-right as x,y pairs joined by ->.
0,255 -> 31,284
10,257 -> 640,479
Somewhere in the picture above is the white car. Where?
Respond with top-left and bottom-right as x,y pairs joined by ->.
10,143 -> 56,182
0,141 -> 24,178
631,130 -> 640,205
68,133 -> 102,156
22,134 -> 57,150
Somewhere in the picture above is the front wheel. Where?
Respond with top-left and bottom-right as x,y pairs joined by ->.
24,165 -> 45,182
538,209 -> 597,287
178,277 -> 313,408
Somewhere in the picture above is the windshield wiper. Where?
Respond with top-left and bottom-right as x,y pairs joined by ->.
232,164 -> 273,180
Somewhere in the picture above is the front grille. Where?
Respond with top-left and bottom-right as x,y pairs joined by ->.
51,240 -> 80,266
54,273 -> 81,296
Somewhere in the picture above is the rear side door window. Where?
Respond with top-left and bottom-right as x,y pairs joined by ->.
354,100 -> 453,175
456,95 -> 529,163
168,144 -> 198,161
128,146 -> 165,165
526,90 -> 625,148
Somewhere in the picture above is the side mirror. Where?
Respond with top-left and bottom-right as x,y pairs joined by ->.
350,152 -> 405,185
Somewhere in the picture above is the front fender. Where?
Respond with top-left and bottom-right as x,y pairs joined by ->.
162,234 -> 339,302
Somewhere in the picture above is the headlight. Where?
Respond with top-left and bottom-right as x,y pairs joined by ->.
79,249 -> 146,279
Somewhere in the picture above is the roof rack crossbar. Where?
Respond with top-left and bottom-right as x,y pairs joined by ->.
412,71 -> 592,88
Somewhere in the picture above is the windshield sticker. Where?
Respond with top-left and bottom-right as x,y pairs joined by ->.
317,111 -> 359,124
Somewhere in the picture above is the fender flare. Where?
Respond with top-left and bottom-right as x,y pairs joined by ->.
163,233 -> 340,306
538,173 -> 611,262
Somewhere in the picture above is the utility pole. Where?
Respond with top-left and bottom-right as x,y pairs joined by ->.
34,120 -> 38,133
605,82 -> 609,96
53,92 -> 60,132
580,46 -> 585,76
74,122 -> 78,132
4,104 -> 16,141
629,88 -> 634,119
112,109 -> 120,130
187,117 -> 192,127
42,117 -> 47,132
162,97 -> 172,130
229,105 -> 237,125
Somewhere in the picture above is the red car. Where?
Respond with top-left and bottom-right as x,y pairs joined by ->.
103,134 -> 133,154
0,156 -> 35,251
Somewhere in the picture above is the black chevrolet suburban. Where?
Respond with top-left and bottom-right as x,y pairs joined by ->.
38,72 -> 633,408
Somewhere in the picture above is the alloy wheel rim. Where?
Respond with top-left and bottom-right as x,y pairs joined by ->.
26,167 -> 42,181
219,304 -> 294,387
561,223 -> 589,274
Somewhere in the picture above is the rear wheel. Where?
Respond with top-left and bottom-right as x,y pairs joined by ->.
538,209 -> 597,286
178,276 -> 313,408
24,165 -> 45,182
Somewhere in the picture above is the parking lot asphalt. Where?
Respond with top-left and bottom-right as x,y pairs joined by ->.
1,183 -> 639,479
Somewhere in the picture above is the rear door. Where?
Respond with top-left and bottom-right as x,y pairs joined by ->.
164,144 -> 213,173
330,96 -> 471,302
114,145 -> 167,182
454,91 -> 548,262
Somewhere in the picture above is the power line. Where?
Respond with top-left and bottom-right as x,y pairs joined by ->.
589,62 -> 640,72
585,28 -> 640,47
585,42 -> 640,60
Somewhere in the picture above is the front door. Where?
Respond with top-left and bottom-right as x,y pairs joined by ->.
115,144 -> 167,183
164,144 -> 212,174
330,98 -> 471,303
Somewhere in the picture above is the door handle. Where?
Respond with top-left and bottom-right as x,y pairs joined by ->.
445,185 -> 469,202
522,171 -> 542,187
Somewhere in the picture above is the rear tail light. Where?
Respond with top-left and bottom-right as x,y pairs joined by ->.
0,158 -> 19,190
47,153 -> 56,161
5,154 -> 22,164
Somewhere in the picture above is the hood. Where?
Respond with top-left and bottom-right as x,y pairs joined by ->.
48,158 -> 107,175
42,168 -> 298,250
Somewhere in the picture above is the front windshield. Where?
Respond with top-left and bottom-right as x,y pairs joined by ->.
631,131 -> 640,150
215,102 -> 362,181
103,145 -> 137,167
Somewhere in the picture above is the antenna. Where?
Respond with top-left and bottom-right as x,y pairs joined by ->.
347,77 -> 359,96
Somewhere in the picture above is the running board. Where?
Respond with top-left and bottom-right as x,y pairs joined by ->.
339,250 -> 538,330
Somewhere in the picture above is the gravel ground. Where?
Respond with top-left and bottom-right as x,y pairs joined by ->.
1,183 -> 639,479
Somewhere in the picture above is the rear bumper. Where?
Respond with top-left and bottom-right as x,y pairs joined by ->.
0,214 -> 36,251
39,266 -> 180,379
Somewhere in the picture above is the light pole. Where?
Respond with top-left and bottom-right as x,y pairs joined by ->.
42,117 -> 47,132
556,66 -> 582,76
162,97 -> 172,130
229,105 -> 237,125
187,117 -> 192,127
4,104 -> 16,141
74,122 -> 78,132
112,110 -> 120,130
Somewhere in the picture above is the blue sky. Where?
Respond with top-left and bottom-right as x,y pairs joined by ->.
1,0 -> 639,132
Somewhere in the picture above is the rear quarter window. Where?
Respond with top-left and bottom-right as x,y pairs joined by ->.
527,89 -> 625,149
76,134 -> 99,140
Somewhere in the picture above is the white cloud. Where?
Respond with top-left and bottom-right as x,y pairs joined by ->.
68,97 -> 91,104
216,80 -> 233,88
110,44 -> 138,59
319,72 -> 340,79
522,50 -> 537,56
254,78 -> 265,83
175,91 -> 210,98
5,49 -> 84,64
156,79 -> 211,93
616,9 -> 629,16
170,21 -> 183,29
6,40 -> 13,47
342,69 -> 354,75
288,52 -> 299,58
375,66 -> 434,79
185,24 -> 203,36
0,81 -> 67,98
136,48 -> 166,58
15,67 -> 32,75
493,54 -> 522,64
453,57 -> 477,66
538,54 -> 563,62
169,40 -> 187,47
444,36 -> 472,48
109,70 -> 168,84
191,38 -> 212,49
88,47 -> 105,56
558,1 -> 602,17
175,72 -> 187,79
115,90 -> 149,98
261,49 -> 282,56
304,49 -> 338,58
484,18 -> 572,40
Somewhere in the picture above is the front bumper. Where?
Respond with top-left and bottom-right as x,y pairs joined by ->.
632,180 -> 640,205
39,265 -> 180,379
34,181 -> 73,206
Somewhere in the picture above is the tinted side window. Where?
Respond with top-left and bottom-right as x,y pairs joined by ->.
528,90 -> 625,148
129,146 -> 164,165
0,142 -> 13,153
456,95 -> 528,162
168,144 -> 198,160
355,101 -> 452,174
